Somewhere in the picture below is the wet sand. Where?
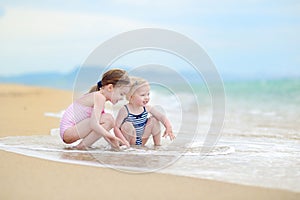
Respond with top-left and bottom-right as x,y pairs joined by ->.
0,84 -> 298,200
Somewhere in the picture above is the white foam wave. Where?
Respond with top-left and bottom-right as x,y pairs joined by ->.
0,135 -> 234,156
44,110 -> 64,118
50,128 -> 60,136
0,144 -> 235,157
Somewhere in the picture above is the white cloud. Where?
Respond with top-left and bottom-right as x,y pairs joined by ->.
0,6 -> 153,75
0,6 -> 150,41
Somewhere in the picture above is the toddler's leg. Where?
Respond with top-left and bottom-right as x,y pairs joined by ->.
143,117 -> 161,146
120,122 -> 136,145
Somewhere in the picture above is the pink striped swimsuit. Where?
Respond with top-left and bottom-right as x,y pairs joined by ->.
59,103 -> 93,139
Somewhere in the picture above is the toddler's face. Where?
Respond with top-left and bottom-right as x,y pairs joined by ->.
131,84 -> 150,106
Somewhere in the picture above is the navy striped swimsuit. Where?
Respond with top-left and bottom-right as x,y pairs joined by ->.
122,105 -> 148,145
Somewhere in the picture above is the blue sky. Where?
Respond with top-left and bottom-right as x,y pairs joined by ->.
0,0 -> 299,79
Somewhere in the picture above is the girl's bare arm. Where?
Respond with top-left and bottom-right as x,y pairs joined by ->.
114,107 -> 130,146
90,92 -> 121,147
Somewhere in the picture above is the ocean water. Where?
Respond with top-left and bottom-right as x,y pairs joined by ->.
0,79 -> 299,192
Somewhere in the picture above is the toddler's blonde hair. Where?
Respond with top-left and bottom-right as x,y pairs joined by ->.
126,76 -> 149,101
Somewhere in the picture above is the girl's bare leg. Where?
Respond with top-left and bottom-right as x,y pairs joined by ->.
63,113 -> 115,149
76,113 -> 115,149
63,118 -> 92,144
142,117 -> 161,146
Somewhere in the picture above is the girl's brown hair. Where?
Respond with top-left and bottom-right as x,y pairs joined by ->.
89,69 -> 130,93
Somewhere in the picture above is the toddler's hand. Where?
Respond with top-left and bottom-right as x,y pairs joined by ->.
163,128 -> 176,141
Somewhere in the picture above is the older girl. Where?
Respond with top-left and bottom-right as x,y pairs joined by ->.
60,69 -> 130,149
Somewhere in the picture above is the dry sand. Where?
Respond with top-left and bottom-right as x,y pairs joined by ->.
0,84 -> 299,200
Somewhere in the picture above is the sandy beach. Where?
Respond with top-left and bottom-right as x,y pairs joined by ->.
0,84 -> 299,200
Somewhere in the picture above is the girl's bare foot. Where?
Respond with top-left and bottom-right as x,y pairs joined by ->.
75,143 -> 88,150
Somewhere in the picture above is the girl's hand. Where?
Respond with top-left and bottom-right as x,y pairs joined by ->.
118,138 -> 130,147
163,128 -> 176,141
123,140 -> 130,147
104,135 -> 122,149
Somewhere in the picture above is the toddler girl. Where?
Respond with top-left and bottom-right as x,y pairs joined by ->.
114,77 -> 175,146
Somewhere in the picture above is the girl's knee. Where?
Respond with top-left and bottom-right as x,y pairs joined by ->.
63,137 -> 74,144
103,113 -> 114,122
62,130 -> 78,144
101,113 -> 115,130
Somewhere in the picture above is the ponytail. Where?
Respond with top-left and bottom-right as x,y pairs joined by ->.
88,69 -> 130,93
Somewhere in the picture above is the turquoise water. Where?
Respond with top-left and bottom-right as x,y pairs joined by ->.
224,79 -> 300,107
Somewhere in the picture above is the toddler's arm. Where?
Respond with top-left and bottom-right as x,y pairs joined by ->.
148,105 -> 175,141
